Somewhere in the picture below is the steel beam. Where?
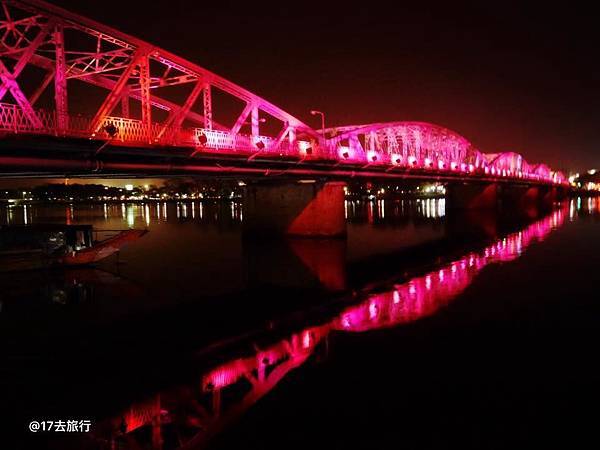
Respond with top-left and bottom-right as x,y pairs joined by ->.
29,68 -> 53,105
231,103 -> 253,135
90,46 -> 147,132
0,18 -> 52,100
138,54 -> 152,142
0,59 -> 42,127
157,79 -> 203,139
53,22 -> 68,131
203,82 -> 212,130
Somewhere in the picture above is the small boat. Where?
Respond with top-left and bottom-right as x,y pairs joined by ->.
0,224 -> 147,272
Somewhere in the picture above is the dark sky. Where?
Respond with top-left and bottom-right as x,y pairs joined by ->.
42,1 -> 600,172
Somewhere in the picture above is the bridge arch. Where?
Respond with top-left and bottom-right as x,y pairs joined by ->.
325,121 -> 486,172
485,152 -> 529,176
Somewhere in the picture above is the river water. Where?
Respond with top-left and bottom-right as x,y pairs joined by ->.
1,198 -> 599,449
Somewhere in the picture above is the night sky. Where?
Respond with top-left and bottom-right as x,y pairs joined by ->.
13,1 -> 600,174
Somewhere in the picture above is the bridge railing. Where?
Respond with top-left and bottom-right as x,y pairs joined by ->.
0,102 -> 314,157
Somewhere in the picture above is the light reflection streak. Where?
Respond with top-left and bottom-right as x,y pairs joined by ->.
126,205 -> 134,228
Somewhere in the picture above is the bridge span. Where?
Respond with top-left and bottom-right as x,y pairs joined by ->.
0,0 -> 568,236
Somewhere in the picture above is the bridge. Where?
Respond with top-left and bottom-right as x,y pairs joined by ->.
0,0 -> 569,237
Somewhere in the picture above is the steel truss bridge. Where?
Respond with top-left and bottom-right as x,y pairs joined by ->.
0,0 -> 566,185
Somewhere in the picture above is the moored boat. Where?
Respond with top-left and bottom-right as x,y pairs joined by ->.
0,224 -> 147,272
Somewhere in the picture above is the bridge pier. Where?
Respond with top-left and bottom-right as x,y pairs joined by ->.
500,184 -> 566,210
243,181 -> 347,238
500,185 -> 541,209
541,186 -> 567,206
244,239 -> 347,291
446,182 -> 499,209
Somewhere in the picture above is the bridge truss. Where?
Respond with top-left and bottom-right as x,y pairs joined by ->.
0,0 -> 566,185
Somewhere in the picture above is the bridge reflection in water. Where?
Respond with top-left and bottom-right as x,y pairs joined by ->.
65,205 -> 568,450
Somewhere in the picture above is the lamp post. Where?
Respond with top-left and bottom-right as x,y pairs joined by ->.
310,110 -> 325,136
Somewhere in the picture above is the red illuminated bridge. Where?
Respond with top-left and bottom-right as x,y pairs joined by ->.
0,0 -> 569,236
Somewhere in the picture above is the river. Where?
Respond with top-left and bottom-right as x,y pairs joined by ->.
1,197 -> 599,449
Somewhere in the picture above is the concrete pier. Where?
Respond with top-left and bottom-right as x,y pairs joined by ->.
446,182 -> 499,209
243,181 -> 347,238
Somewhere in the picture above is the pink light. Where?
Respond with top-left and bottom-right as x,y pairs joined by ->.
369,301 -> 378,319
451,162 -> 458,170
438,160 -> 446,170
302,330 -> 312,348
341,314 -> 352,329
408,156 -> 418,166
298,140 -> 312,156
203,360 -> 247,390
424,158 -> 433,168
391,153 -> 403,165
338,146 -> 351,160
367,150 -> 379,163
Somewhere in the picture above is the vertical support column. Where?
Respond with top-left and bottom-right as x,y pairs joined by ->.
203,82 -> 212,130
288,126 -> 296,154
243,181 -> 347,238
121,94 -> 129,118
138,55 -> 152,143
151,395 -> 162,450
212,389 -> 221,417
500,184 -> 540,212
53,23 -> 68,132
251,106 -> 259,139
541,186 -> 559,207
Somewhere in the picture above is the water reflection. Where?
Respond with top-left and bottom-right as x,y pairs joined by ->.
569,195 -> 600,220
345,198 -> 446,225
245,238 -> 347,291
0,268 -> 144,311
1,199 -> 448,228
0,200 -> 245,228
47,204 -> 572,450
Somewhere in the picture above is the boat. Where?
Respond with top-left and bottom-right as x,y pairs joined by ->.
0,224 -> 147,272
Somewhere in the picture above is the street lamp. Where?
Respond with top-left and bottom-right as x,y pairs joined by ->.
310,110 -> 325,136
242,117 -> 266,125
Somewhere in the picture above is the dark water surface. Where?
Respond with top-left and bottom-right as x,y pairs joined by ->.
1,198 -> 599,449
